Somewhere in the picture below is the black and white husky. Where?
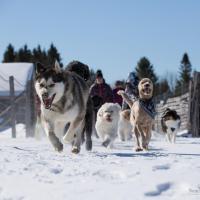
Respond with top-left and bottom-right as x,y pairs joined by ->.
35,61 -> 91,154
161,108 -> 181,143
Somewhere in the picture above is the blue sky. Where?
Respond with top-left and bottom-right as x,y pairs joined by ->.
0,0 -> 200,84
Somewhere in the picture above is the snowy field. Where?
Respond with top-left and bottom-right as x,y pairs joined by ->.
0,125 -> 200,200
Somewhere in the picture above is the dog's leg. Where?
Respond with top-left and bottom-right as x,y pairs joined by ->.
42,119 -> 63,152
118,128 -> 125,141
84,98 -> 93,151
145,125 -> 152,150
102,135 -> 111,148
72,122 -> 84,154
63,115 -> 85,143
172,131 -> 176,143
136,125 -> 148,151
118,91 -> 133,108
134,125 -> 143,151
166,129 -> 172,143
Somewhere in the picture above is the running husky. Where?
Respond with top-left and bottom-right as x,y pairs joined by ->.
35,61 -> 90,154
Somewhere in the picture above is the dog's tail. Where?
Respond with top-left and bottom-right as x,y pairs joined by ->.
82,97 -> 93,151
120,92 -> 133,108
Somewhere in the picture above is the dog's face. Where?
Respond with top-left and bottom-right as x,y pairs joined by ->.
97,103 -> 121,123
161,108 -> 181,133
138,78 -> 153,100
35,61 -> 65,109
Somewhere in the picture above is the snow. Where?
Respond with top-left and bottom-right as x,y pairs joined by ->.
0,125 -> 200,200
0,63 -> 34,96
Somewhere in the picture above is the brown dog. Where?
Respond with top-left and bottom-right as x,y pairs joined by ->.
118,78 -> 155,151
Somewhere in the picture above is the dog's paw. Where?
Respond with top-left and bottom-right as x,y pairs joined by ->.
135,147 -> 143,152
142,146 -> 149,151
55,143 -> 63,152
102,139 -> 111,148
71,146 -> 80,154
86,140 -> 92,151
117,90 -> 125,96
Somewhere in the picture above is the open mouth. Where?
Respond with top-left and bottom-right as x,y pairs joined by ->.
42,93 -> 56,109
143,87 -> 151,95
106,117 -> 112,122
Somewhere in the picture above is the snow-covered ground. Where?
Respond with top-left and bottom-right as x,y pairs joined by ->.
0,125 -> 200,200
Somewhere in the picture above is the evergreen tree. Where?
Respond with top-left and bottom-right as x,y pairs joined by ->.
32,45 -> 48,64
135,57 -> 158,84
179,53 -> 192,86
15,44 -> 32,62
3,44 -> 16,62
174,53 -> 192,96
47,43 -> 63,67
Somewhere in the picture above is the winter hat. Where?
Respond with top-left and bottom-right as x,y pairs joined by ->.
96,70 -> 103,78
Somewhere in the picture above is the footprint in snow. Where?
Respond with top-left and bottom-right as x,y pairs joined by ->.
152,164 -> 170,171
50,168 -> 63,174
145,182 -> 172,196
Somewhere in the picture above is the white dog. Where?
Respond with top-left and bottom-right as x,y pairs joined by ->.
118,109 -> 133,141
95,103 -> 121,148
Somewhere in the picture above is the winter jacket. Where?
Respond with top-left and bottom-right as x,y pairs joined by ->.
112,87 -> 124,107
90,82 -> 113,108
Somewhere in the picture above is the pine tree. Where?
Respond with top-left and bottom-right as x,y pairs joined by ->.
179,53 -> 192,86
32,45 -> 48,64
174,53 -> 192,96
15,44 -> 32,62
47,43 -> 63,67
135,57 -> 158,84
3,44 -> 16,62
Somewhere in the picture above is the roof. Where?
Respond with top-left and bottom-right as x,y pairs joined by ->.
0,63 -> 34,96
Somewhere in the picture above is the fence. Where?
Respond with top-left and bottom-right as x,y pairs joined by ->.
154,92 -> 189,133
154,71 -> 200,137
0,76 -> 36,138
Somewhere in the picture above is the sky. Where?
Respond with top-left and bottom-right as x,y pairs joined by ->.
0,0 -> 200,84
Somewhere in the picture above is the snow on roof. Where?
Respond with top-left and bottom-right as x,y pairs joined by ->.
0,63 -> 34,96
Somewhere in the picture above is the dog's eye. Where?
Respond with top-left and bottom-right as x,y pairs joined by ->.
49,84 -> 55,88
40,83 -> 45,88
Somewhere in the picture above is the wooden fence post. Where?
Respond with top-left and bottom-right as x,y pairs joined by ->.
189,71 -> 200,137
9,76 -> 16,138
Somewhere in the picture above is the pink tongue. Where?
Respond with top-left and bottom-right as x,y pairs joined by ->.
44,98 -> 51,106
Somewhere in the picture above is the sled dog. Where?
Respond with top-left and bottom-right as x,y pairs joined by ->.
35,61 -> 89,154
161,108 -> 181,143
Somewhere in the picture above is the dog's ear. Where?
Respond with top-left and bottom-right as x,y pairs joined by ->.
54,60 -> 62,73
35,62 -> 46,75
98,110 -> 103,117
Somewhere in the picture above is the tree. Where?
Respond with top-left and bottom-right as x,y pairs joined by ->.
32,45 -> 48,64
15,44 -> 32,62
47,43 -> 63,67
174,53 -> 192,96
135,57 -> 158,84
179,53 -> 192,86
3,44 -> 16,62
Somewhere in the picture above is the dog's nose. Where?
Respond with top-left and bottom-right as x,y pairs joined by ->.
42,93 -> 48,99
106,113 -> 111,118
145,83 -> 150,87
171,127 -> 175,132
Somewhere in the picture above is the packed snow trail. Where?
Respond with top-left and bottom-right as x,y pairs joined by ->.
0,126 -> 200,200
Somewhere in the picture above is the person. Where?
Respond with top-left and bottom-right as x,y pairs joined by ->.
112,80 -> 125,107
90,70 -> 113,113
122,72 -> 139,110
